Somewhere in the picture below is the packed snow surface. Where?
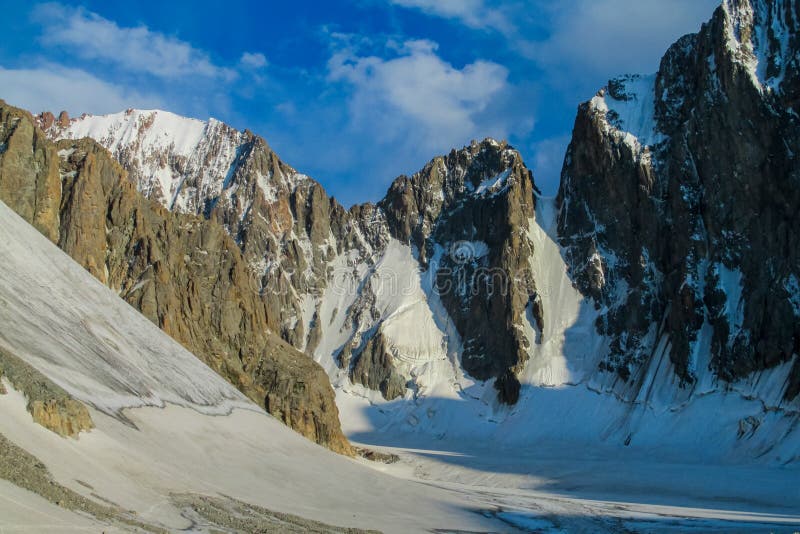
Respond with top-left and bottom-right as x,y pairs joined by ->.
0,201 -> 252,417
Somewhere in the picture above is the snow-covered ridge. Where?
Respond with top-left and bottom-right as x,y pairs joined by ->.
48,108 -> 247,212
46,108 -> 310,217
62,108 -> 210,157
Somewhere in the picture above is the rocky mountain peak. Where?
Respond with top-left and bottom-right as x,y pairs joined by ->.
559,0 -> 800,397
379,137 -> 529,258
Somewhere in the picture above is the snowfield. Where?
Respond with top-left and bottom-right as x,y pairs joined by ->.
333,198 -> 800,464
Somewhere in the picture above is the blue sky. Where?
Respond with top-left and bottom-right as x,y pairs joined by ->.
0,0 -> 719,205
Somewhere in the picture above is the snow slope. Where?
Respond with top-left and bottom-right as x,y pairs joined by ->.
590,74 -> 664,150
0,199 -> 517,533
0,479 -> 106,533
336,199 -> 800,532
342,198 -> 800,467
0,201 -> 253,418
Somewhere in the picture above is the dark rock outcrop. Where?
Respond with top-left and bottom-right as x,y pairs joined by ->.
558,0 -> 800,396
349,333 -> 407,401
379,140 -> 541,402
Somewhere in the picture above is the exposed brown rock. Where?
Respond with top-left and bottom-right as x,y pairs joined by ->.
57,110 -> 70,128
0,102 -> 352,455
0,101 -> 61,242
30,399 -> 94,438
0,347 -> 93,438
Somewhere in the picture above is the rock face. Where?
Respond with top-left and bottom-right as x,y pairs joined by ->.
378,140 -> 540,402
0,102 -> 351,454
0,105 -> 61,242
29,399 -> 94,438
558,0 -> 800,396
0,348 -> 94,438
42,109 -> 342,352
46,110 -> 543,404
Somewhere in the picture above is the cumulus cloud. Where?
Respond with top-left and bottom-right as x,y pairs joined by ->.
317,36 -> 535,202
328,38 -> 509,149
32,3 -> 235,80
390,0 -> 719,195
390,0 -> 718,79
0,64 -> 163,115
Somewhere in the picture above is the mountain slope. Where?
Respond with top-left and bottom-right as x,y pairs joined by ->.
47,106 -> 543,404
1,101 -> 351,454
0,198 -> 516,533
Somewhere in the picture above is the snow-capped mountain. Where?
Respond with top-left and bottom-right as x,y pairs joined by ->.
16,0 -> 799,464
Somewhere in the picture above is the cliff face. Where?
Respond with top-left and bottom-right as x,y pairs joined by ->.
0,102 -> 352,455
558,0 -> 800,396
378,140 -> 540,403
46,109 -> 543,404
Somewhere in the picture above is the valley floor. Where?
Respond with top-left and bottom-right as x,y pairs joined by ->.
352,435 -> 800,533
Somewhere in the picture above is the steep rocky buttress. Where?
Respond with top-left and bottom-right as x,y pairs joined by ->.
558,0 -> 800,397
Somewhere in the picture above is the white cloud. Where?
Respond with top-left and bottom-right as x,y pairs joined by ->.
318,37 -> 533,203
0,64 -> 163,116
389,0 -> 513,34
240,52 -> 268,69
387,0 -> 719,192
32,3 -> 235,81
328,39 -> 509,149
